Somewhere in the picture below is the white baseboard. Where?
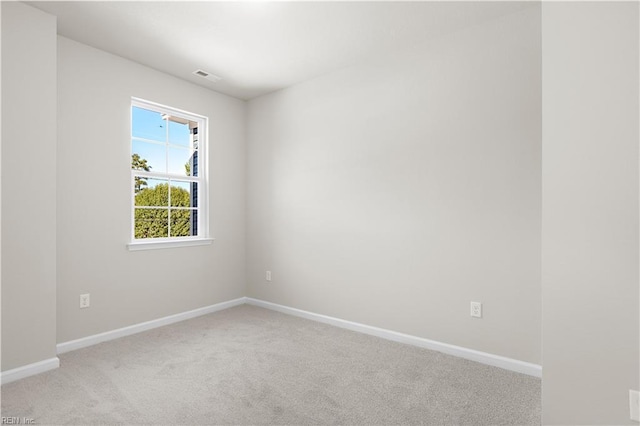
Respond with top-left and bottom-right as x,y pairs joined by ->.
1,357 -> 60,385
54,295 -> 541,379
245,297 -> 542,378
57,297 -> 247,354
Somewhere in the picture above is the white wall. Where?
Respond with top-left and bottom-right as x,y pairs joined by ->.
246,7 -> 541,364
0,1 -> 2,373
1,2 -> 58,370
56,37 -> 246,343
541,2 -> 640,424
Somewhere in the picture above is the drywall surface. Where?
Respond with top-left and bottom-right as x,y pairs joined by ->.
56,37 -> 246,343
541,2 -> 639,424
1,3 -> 58,370
247,7 -> 541,364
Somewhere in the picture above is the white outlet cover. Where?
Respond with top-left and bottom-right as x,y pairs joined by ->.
266,271 -> 272,282
630,389 -> 639,422
80,293 -> 90,308
470,301 -> 482,318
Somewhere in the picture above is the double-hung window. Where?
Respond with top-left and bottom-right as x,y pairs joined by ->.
129,98 -> 209,249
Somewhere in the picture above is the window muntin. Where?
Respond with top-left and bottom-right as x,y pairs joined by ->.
130,99 -> 207,243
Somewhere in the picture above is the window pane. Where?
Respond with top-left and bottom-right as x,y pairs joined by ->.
134,208 -> 168,239
132,140 -> 166,173
131,100 -> 207,243
168,146 -> 196,176
170,209 -> 196,237
134,179 -> 169,206
132,106 -> 166,142
168,119 -> 192,147
170,181 -> 197,207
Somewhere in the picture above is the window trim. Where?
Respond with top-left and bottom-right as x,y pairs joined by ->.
128,97 -> 210,249
127,237 -> 213,251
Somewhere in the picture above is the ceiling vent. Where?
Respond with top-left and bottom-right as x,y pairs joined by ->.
193,69 -> 222,83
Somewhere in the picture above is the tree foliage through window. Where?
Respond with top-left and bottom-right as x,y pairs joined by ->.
131,153 -> 151,192
132,154 -> 193,238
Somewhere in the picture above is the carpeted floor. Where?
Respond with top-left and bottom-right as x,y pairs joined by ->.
1,305 -> 541,425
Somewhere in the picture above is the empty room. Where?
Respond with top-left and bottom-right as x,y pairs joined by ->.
1,1 -> 639,425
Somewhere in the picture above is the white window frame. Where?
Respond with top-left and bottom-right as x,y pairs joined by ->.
127,97 -> 212,251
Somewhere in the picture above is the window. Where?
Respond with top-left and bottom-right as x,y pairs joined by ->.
129,98 -> 210,249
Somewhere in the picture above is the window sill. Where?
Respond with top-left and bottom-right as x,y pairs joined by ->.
127,238 -> 214,251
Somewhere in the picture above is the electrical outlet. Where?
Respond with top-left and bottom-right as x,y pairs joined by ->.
80,293 -> 90,309
470,301 -> 482,318
266,270 -> 272,282
630,389 -> 639,421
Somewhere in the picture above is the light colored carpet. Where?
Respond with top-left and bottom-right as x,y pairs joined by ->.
1,305 -> 540,425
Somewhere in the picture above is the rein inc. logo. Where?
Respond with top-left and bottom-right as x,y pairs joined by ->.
1,418 -> 35,425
